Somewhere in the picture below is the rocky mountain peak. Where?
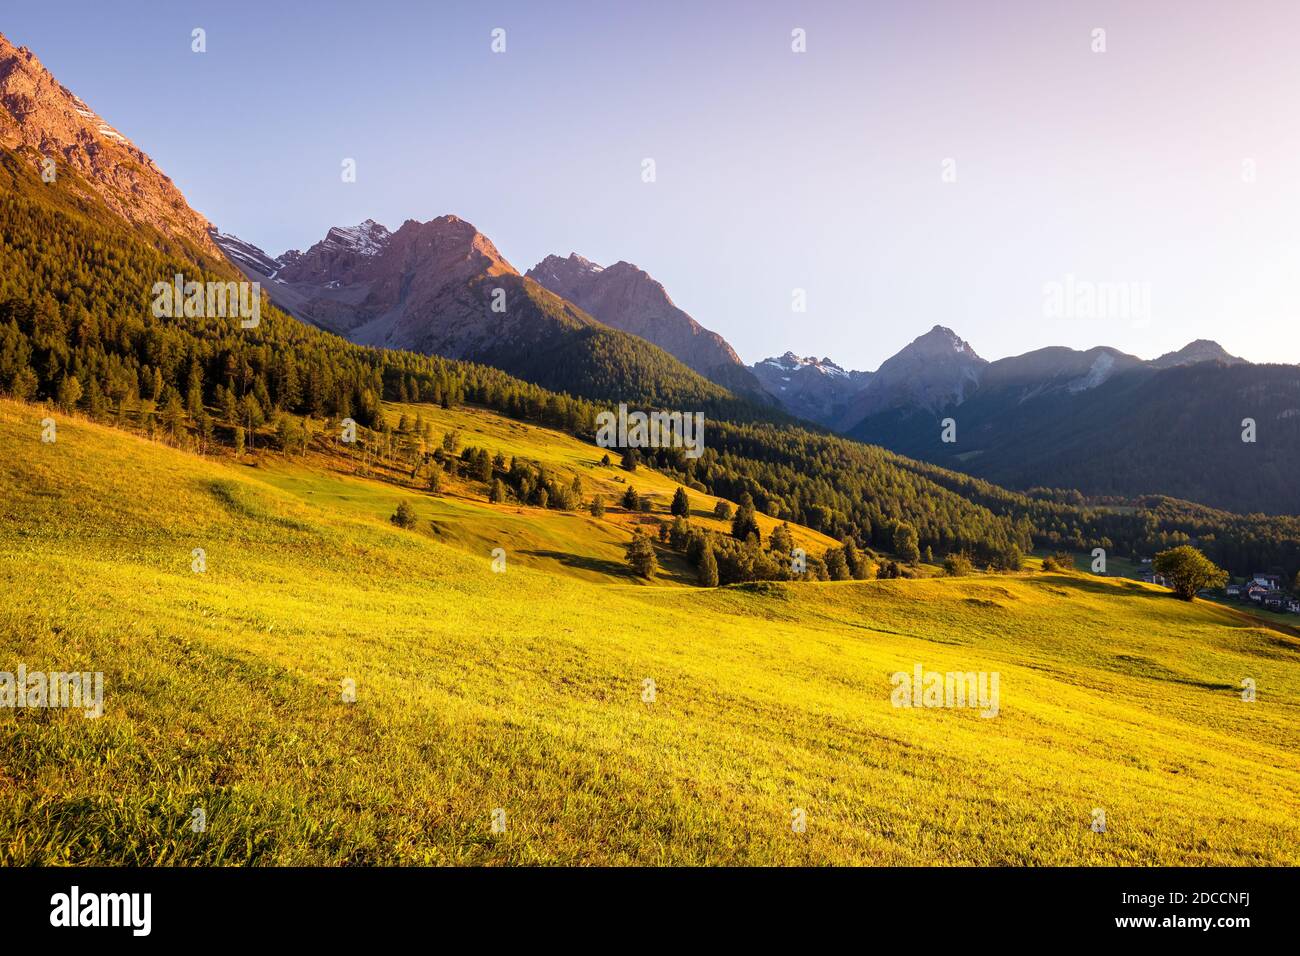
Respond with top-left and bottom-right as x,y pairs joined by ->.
525,251 -> 755,390
905,325 -> 983,359
0,31 -> 216,251
320,219 -> 391,257
1151,339 -> 1246,369
759,352 -> 852,378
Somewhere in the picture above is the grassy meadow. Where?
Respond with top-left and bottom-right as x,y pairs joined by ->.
1,397 -> 1298,865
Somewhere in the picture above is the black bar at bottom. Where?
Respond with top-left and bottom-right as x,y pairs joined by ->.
0,866 -> 1289,942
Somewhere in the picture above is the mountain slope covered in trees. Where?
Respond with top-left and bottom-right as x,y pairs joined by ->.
848,359 -> 1300,515
4,135 -> 1300,582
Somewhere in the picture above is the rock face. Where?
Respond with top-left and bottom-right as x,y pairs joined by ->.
217,215 -> 593,356
0,31 -> 215,251
749,352 -> 872,426
526,253 -> 764,395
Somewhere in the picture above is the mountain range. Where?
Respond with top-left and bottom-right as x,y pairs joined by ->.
209,224 -> 1299,516
746,327 -> 1299,513
214,227 -> 773,404
4,28 -> 1299,515
212,216 -> 767,419
751,327 -> 1250,432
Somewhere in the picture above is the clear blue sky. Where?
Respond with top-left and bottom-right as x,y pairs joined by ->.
7,0 -> 1300,368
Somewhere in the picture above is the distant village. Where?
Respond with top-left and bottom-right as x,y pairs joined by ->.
1137,560 -> 1300,614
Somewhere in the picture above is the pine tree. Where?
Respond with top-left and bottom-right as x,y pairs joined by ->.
893,523 -> 921,564
241,393 -> 265,449
162,393 -> 186,437
185,362 -> 204,417
622,486 -> 640,510
825,546 -> 850,581
770,522 -> 794,555
589,495 -> 606,518
731,492 -> 760,543
698,543 -> 719,587
626,531 -> 658,578
10,366 -> 37,402
671,486 -> 690,517
56,374 -> 82,411
219,385 -> 238,424
842,537 -> 867,580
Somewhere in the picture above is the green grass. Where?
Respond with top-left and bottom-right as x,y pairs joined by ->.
2,398 -> 1298,865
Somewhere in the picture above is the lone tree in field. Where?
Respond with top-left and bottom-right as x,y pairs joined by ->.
713,500 -> 733,521
626,531 -> 658,579
390,500 -> 418,529
621,447 -> 639,472
589,494 -> 605,518
622,486 -> 640,511
1153,545 -> 1228,600
671,486 -> 690,517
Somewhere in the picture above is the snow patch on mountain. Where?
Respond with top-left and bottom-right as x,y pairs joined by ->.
1068,351 -> 1117,392
322,219 -> 391,257
760,352 -> 851,379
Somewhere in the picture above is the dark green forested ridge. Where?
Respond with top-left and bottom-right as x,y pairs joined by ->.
3,144 -> 1300,581
849,358 -> 1300,515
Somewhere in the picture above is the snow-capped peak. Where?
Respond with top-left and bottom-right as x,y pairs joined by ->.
323,219 -> 391,256
759,352 -> 849,378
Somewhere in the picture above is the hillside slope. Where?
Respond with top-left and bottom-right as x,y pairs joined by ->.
2,399 -> 1297,865
249,398 -> 842,586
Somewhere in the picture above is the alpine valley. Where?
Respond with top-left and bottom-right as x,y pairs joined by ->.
1,27 -> 1299,869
